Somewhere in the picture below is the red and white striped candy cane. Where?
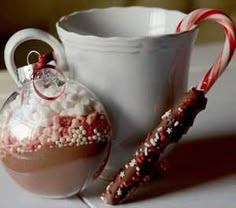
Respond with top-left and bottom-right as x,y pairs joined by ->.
177,8 -> 236,93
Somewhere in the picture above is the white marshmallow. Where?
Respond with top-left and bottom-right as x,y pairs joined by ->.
67,84 -> 80,94
95,103 -> 104,112
80,97 -> 90,106
73,103 -> 86,116
60,110 -> 67,116
61,99 -> 74,109
49,101 -> 61,114
79,89 -> 89,98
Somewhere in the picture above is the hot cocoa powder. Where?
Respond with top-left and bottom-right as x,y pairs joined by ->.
2,142 -> 108,198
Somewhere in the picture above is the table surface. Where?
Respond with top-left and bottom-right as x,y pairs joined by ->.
0,43 -> 236,208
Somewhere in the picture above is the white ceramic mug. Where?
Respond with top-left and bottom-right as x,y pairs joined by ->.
56,7 -> 197,176
4,7 -> 234,178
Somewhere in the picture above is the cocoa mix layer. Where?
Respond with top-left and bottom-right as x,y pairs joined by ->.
2,142 -> 107,173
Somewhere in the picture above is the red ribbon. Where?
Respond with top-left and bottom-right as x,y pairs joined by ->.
32,53 -> 66,101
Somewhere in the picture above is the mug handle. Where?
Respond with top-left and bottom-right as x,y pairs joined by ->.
4,28 -> 67,87
177,8 -> 236,93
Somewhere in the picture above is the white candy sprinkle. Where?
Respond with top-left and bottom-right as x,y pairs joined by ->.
60,137 -> 65,143
93,135 -> 97,140
106,185 -> 111,191
154,137 -> 159,143
100,196 -> 105,201
79,126 -> 84,131
174,121 -> 179,127
88,136 -> 92,141
37,145 -> 42,149
144,147 -> 148,156
178,107 -> 183,112
82,130 -> 87,135
75,129 -> 80,134
136,166 -> 140,172
129,159 -> 136,167
97,132 -> 101,137
78,134 -> 83,139
158,126 -> 163,132
117,188 -> 122,196
71,139 -> 76,143
161,110 -> 171,119
120,171 -> 125,178
58,144 -> 63,148
150,138 -> 157,146
144,142 -> 150,147
47,138 -> 51,143
166,128 -> 172,134
93,129 -> 98,134
82,137 -> 87,142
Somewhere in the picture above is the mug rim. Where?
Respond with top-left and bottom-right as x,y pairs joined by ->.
56,6 -> 198,42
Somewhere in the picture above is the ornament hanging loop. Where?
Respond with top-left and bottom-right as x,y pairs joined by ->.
4,28 -> 67,87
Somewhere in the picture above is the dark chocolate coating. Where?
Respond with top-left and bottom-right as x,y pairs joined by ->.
102,88 -> 207,205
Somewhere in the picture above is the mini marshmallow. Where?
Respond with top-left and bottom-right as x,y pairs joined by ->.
60,110 -> 67,116
37,106 -> 52,118
49,101 -> 61,114
67,108 -> 76,116
79,89 -> 89,98
61,99 -> 74,109
80,97 -> 90,106
67,84 -> 80,94
95,103 -> 104,112
73,103 -> 86,116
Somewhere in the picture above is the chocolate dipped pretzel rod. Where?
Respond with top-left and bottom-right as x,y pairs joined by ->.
102,9 -> 236,205
102,88 -> 207,204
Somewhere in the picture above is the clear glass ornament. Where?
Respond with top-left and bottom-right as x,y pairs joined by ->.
0,30 -> 112,198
